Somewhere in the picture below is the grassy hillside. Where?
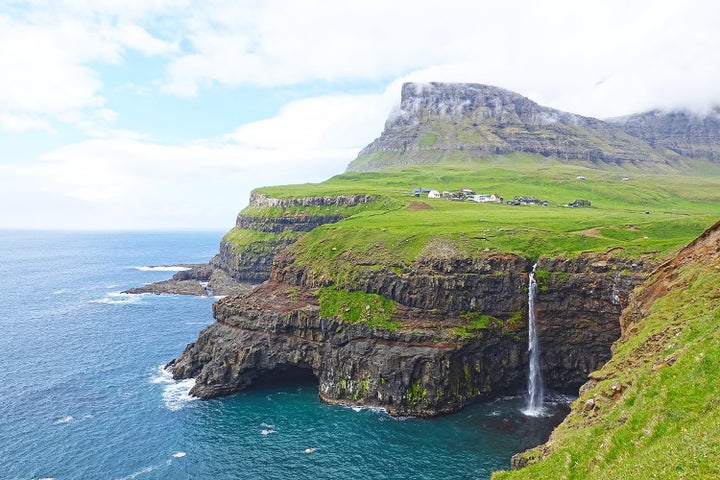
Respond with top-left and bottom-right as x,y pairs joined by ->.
246,155 -> 720,285
493,222 -> 720,479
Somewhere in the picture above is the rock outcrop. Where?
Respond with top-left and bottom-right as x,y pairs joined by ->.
169,281 -> 526,417
123,263 -> 255,296
127,192 -> 378,295
211,192 -> 377,283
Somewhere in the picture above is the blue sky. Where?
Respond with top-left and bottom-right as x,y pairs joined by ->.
1,0 -> 719,230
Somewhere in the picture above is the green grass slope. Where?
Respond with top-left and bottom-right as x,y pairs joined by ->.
246,154 -> 720,286
493,220 -> 720,479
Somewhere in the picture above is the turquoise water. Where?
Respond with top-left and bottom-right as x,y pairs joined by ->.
0,231 -> 568,479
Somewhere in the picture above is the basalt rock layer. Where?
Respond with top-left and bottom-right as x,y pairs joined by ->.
211,192 -> 377,283
169,252 -> 653,416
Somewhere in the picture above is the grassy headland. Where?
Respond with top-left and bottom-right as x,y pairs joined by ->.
238,154 -> 720,288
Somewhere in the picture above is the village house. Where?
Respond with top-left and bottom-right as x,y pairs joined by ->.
470,193 -> 504,204
412,188 -> 432,197
427,189 -> 441,199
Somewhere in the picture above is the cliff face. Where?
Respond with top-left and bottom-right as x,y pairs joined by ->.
210,192 -> 377,283
170,250 -> 653,416
169,281 -> 526,417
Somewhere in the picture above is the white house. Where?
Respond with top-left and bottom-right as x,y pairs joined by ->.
427,189 -> 441,199
470,193 -> 502,203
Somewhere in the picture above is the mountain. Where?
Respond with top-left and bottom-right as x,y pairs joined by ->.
608,107 -> 720,162
348,82 -> 719,173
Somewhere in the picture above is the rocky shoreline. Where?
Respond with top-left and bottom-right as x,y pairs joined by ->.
123,263 -> 256,297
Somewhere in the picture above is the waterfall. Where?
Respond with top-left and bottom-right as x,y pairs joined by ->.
523,263 -> 545,416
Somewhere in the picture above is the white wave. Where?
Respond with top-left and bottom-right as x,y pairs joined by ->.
89,291 -> 144,305
172,452 -> 186,458
54,415 -> 74,424
345,404 -> 388,415
151,365 -> 174,384
163,379 -> 196,411
153,365 -> 197,411
135,266 -> 191,272
115,465 -> 156,480
260,429 -> 275,435
260,422 -> 275,429
52,289 -> 67,295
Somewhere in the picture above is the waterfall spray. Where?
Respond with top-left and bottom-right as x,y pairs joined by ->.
523,263 -> 545,416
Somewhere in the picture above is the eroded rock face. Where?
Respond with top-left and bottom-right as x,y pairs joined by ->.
169,282 -> 526,417
211,193 -> 377,283
532,255 -> 652,387
169,252 -> 654,416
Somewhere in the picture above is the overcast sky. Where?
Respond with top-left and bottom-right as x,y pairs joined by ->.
2,0 -> 719,230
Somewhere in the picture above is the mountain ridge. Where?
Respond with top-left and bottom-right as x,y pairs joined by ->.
348,82 -> 719,173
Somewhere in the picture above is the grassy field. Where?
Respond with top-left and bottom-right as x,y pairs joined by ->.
245,155 -> 720,278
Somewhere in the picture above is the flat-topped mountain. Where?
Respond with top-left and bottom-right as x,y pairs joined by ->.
348,82 -> 720,172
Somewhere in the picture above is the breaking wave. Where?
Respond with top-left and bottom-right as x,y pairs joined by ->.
134,266 -> 191,272
89,292 -> 144,305
151,365 -> 197,411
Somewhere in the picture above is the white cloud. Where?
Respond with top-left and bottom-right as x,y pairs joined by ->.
225,92 -> 393,150
0,16 -> 105,115
0,3 -> 180,132
111,23 -> 178,57
0,112 -> 56,134
160,0 -> 720,117
0,126 -> 359,229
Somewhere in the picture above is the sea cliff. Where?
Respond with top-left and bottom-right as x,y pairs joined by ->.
169,249 -> 652,416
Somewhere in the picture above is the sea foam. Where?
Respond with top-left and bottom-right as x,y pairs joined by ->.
135,266 -> 191,272
152,365 -> 197,411
89,292 -> 144,305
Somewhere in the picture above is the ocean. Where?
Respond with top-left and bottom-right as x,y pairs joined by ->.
0,231 -> 568,480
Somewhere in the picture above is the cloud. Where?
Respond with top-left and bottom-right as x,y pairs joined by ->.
225,92 -> 393,150
0,125 -> 362,229
0,3 -> 178,132
0,75 -> 397,229
160,0 -> 720,117
0,112 -> 57,134
0,16 -> 105,115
